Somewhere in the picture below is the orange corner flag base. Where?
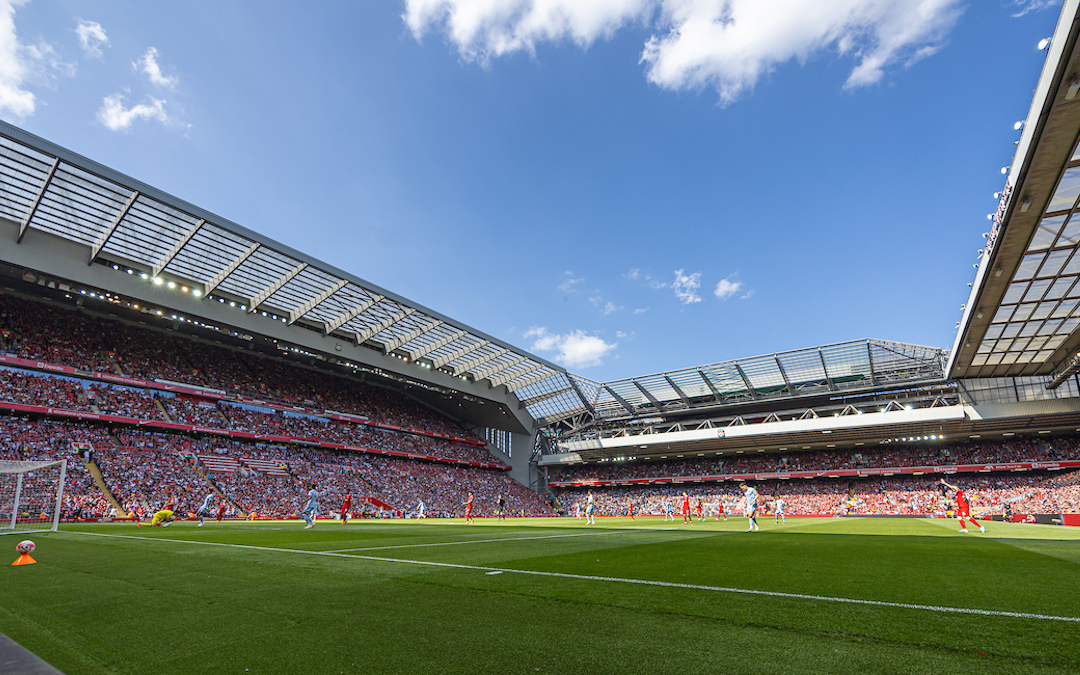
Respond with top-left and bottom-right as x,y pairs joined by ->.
11,553 -> 36,566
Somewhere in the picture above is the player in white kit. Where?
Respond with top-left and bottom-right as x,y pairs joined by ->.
742,484 -> 759,532
417,500 -> 426,519
585,491 -> 596,525
302,486 -> 323,529
195,493 -> 214,527
774,497 -> 786,525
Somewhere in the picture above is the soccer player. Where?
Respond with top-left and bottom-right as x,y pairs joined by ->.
216,502 -> 227,522
664,500 -> 674,522
195,493 -> 214,527
574,502 -> 582,520
695,499 -> 705,522
465,492 -> 475,523
717,500 -> 727,522
496,494 -> 507,522
742,484 -> 759,532
585,491 -> 596,525
150,508 -> 176,527
301,486 -> 323,529
774,496 -> 786,525
628,499 -> 635,521
340,494 -> 352,525
681,492 -> 692,524
417,499 -> 426,519
940,479 -> 985,533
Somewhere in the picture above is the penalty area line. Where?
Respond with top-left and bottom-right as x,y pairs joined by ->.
65,531 -> 1080,624
333,530 -> 629,552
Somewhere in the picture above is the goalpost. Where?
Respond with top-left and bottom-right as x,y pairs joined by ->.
0,459 -> 66,535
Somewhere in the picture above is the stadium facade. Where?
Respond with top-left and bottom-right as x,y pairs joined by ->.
4,1 -> 1080,498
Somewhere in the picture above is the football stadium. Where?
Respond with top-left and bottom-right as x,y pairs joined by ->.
3,2 -> 1080,674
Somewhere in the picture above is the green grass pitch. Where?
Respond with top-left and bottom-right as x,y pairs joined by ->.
2,516 -> 1080,674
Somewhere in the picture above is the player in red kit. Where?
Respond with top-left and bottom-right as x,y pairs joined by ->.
216,503 -> 226,522
682,492 -> 692,524
628,499 -> 635,520
465,492 -> 475,523
940,479 -> 985,533
340,494 -> 352,524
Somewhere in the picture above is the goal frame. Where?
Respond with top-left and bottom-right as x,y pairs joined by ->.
0,459 -> 67,535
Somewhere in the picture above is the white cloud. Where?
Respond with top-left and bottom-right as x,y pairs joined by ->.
0,0 -> 37,118
1011,0 -> 1057,18
404,0 -> 964,103
672,269 -> 701,304
75,20 -> 108,59
524,326 -> 617,368
625,267 -> 667,289
97,93 -> 169,130
633,307 -> 649,315
558,270 -> 584,293
602,301 -> 622,315
714,275 -> 742,300
615,330 -> 635,339
134,47 -> 178,88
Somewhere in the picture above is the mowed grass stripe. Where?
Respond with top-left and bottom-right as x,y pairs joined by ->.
67,530 -> 1080,623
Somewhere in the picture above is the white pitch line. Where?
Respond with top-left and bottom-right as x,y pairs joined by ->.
66,531 -> 1080,623
333,530 -> 630,552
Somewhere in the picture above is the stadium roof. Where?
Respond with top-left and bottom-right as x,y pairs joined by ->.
565,339 -> 947,423
0,121 -> 588,426
950,0 -> 1080,383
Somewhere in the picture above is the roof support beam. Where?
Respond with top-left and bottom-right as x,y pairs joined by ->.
697,369 -> 723,403
866,341 -> 877,385
432,339 -> 487,369
663,375 -> 691,406
519,386 -> 572,406
454,348 -> 509,376
88,191 -> 138,264
152,219 -> 203,277
474,355 -> 527,382
288,278 -> 347,324
733,363 -> 758,400
247,262 -> 307,312
506,370 -> 556,393
324,293 -> 383,334
409,329 -> 467,362
382,319 -> 443,354
489,361 -> 542,388
204,242 -> 259,296
604,386 -> 636,414
354,307 -> 414,344
819,350 -> 836,390
18,158 -> 59,244
774,356 -> 794,394
633,380 -> 666,410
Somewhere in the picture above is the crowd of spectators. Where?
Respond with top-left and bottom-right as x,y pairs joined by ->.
0,296 -> 114,373
551,437 -> 1080,484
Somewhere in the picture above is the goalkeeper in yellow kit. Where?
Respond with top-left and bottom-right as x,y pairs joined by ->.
150,509 -> 176,527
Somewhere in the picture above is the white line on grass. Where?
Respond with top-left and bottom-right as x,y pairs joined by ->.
333,530 -> 629,552
67,531 -> 1080,624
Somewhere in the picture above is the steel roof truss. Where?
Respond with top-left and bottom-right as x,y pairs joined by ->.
454,348 -> 509,376
383,319 -> 443,354
17,157 -> 59,244
247,262 -> 307,312
433,339 -> 488,369
697,369 -> 723,403
818,349 -> 837,390
288,278 -> 347,324
633,380 -> 666,410
152,218 -> 204,277
88,191 -> 138,264
663,375 -> 691,405
324,293 -> 383,334
204,242 -> 259,296
520,387 -> 572,406
604,386 -> 636,414
475,355 -> 528,382
489,361 -> 542,388
354,307 -> 415,345
506,370 -> 556,393
773,356 -> 794,394
409,329 -> 467,362
733,363 -> 758,399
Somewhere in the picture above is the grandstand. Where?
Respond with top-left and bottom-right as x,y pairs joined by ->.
2,3 -> 1080,529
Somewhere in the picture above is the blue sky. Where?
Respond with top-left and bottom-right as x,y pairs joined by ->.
0,0 -> 1063,381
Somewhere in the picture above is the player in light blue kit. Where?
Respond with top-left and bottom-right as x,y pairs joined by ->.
195,493 -> 214,527
302,486 -> 323,529
774,497 -> 786,525
585,491 -> 596,525
742,484 -> 759,532
416,500 -> 426,519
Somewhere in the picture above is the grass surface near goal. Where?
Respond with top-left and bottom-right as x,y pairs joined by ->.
2,516 -> 1080,674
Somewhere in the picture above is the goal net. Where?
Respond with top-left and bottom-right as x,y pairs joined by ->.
0,459 -> 66,535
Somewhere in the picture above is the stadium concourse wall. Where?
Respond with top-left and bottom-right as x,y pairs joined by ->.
0,221 -> 542,487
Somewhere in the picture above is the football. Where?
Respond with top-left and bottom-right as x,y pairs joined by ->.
16,540 -> 35,554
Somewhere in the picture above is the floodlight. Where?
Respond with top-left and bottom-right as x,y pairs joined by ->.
1014,121 -> 1024,131
152,277 -> 164,285
1001,166 -> 1009,175
1038,38 -> 1051,51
